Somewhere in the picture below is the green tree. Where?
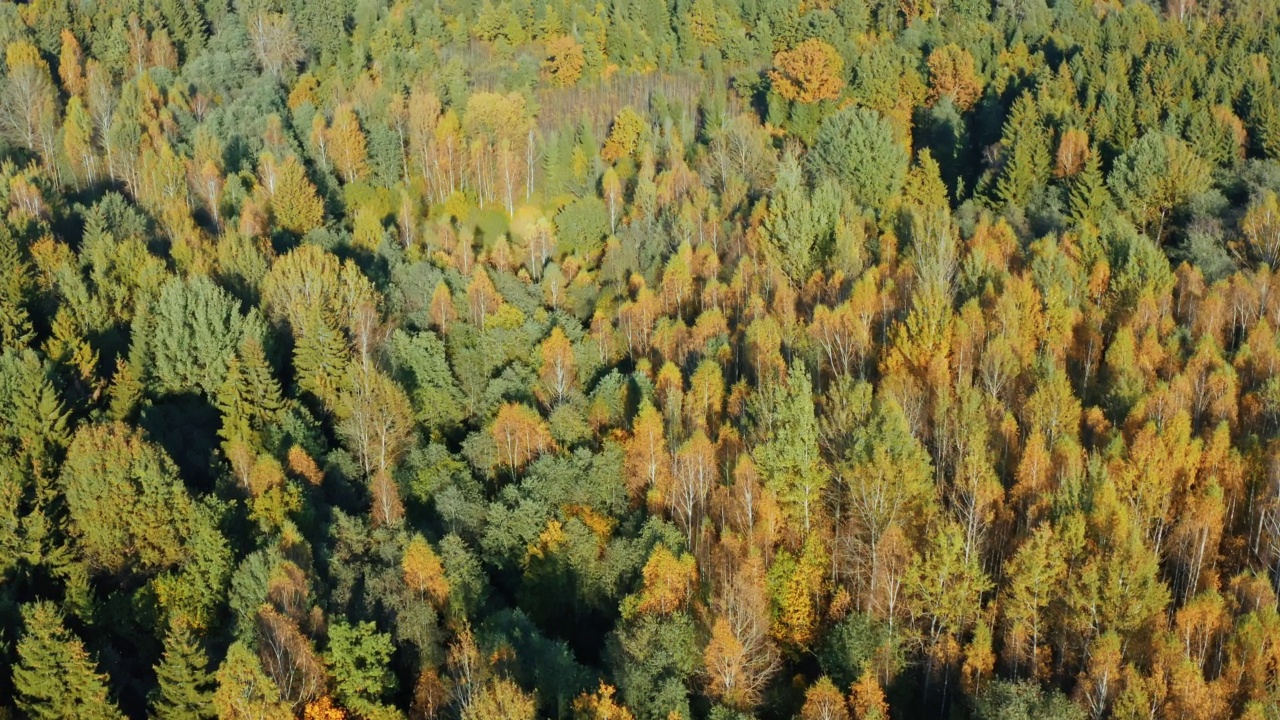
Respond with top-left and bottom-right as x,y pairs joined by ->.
150,624 -> 216,720
132,275 -> 266,397
13,602 -> 125,720
555,196 -> 610,257
806,107 -> 907,212
326,620 -> 397,716
213,641 -> 292,720
763,152 -> 839,284
1108,131 -> 1211,241
974,680 -> 1085,720
753,362 -> 828,534
995,93 -> 1051,208
607,612 -> 700,720
60,422 -> 198,576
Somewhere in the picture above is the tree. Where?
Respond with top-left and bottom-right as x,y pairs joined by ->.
247,11 -> 304,81
326,621 -> 397,716
293,312 -> 350,411
464,679 -> 537,720
770,39 -> 845,104
602,108 -> 645,163
214,641 -> 293,720
329,103 -> 369,183
849,669 -> 889,720
754,363 -> 828,534
607,611 -> 700,720
338,364 -> 414,481
927,44 -> 982,110
63,95 -> 97,185
543,35 -> 585,87
1108,131 -> 1211,241
133,275 -> 265,397
807,107 -> 908,212
13,602 -> 125,720
260,152 -> 324,234
1000,525 -> 1066,679
491,402 -> 554,474
403,534 -> 450,607
574,682 -> 635,720
704,557 -> 779,711
151,624 -> 216,720
538,326 -> 577,406
625,400 -> 671,505
60,422 -> 198,576
799,676 -> 849,720
556,196 -> 610,257
58,28 -> 85,96
904,522 -> 991,680
995,93 -> 1051,208
975,680 -> 1085,720
631,545 -> 697,616
0,40 -> 59,168
763,152 -> 838,284
1241,190 -> 1280,269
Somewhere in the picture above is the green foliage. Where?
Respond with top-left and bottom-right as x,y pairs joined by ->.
326,620 -> 398,715
555,196 -> 610,258
995,94 -> 1052,208
974,680 -> 1086,720
763,153 -> 839,284
6,4 -> 1280,720
607,611 -> 700,720
59,422 -> 199,576
13,602 -> 125,720
806,106 -> 907,212
150,624 -> 216,720
753,362 -> 827,532
1109,131 -> 1212,239
132,276 -> 266,397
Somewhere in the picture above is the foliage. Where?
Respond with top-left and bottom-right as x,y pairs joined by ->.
5,3 -> 1280,720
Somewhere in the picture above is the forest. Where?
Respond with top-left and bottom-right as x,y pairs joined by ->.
1,0 -> 1280,718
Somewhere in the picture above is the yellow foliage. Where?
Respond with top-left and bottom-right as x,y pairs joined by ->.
573,682 -> 636,720
770,39 -> 845,104
403,535 -> 451,607
633,545 -> 697,616
543,35 -> 585,87
304,697 -> 347,720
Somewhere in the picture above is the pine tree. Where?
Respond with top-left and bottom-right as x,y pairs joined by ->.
754,362 -> 827,534
13,602 -> 125,720
240,338 -> 283,427
150,624 -> 216,720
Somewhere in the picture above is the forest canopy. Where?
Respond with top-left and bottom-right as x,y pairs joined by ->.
2,0 -> 1280,719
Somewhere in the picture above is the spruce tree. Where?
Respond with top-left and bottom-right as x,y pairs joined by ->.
293,311 -> 349,412
13,602 -> 125,720
995,93 -> 1051,207
150,624 -> 216,720
1068,149 -> 1110,228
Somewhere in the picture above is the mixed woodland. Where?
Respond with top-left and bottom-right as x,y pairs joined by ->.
4,0 -> 1280,718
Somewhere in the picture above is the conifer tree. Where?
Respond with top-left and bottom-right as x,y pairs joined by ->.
293,311 -> 350,412
1068,149 -> 1110,228
150,624 -> 216,720
995,93 -> 1051,207
13,602 -> 125,720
